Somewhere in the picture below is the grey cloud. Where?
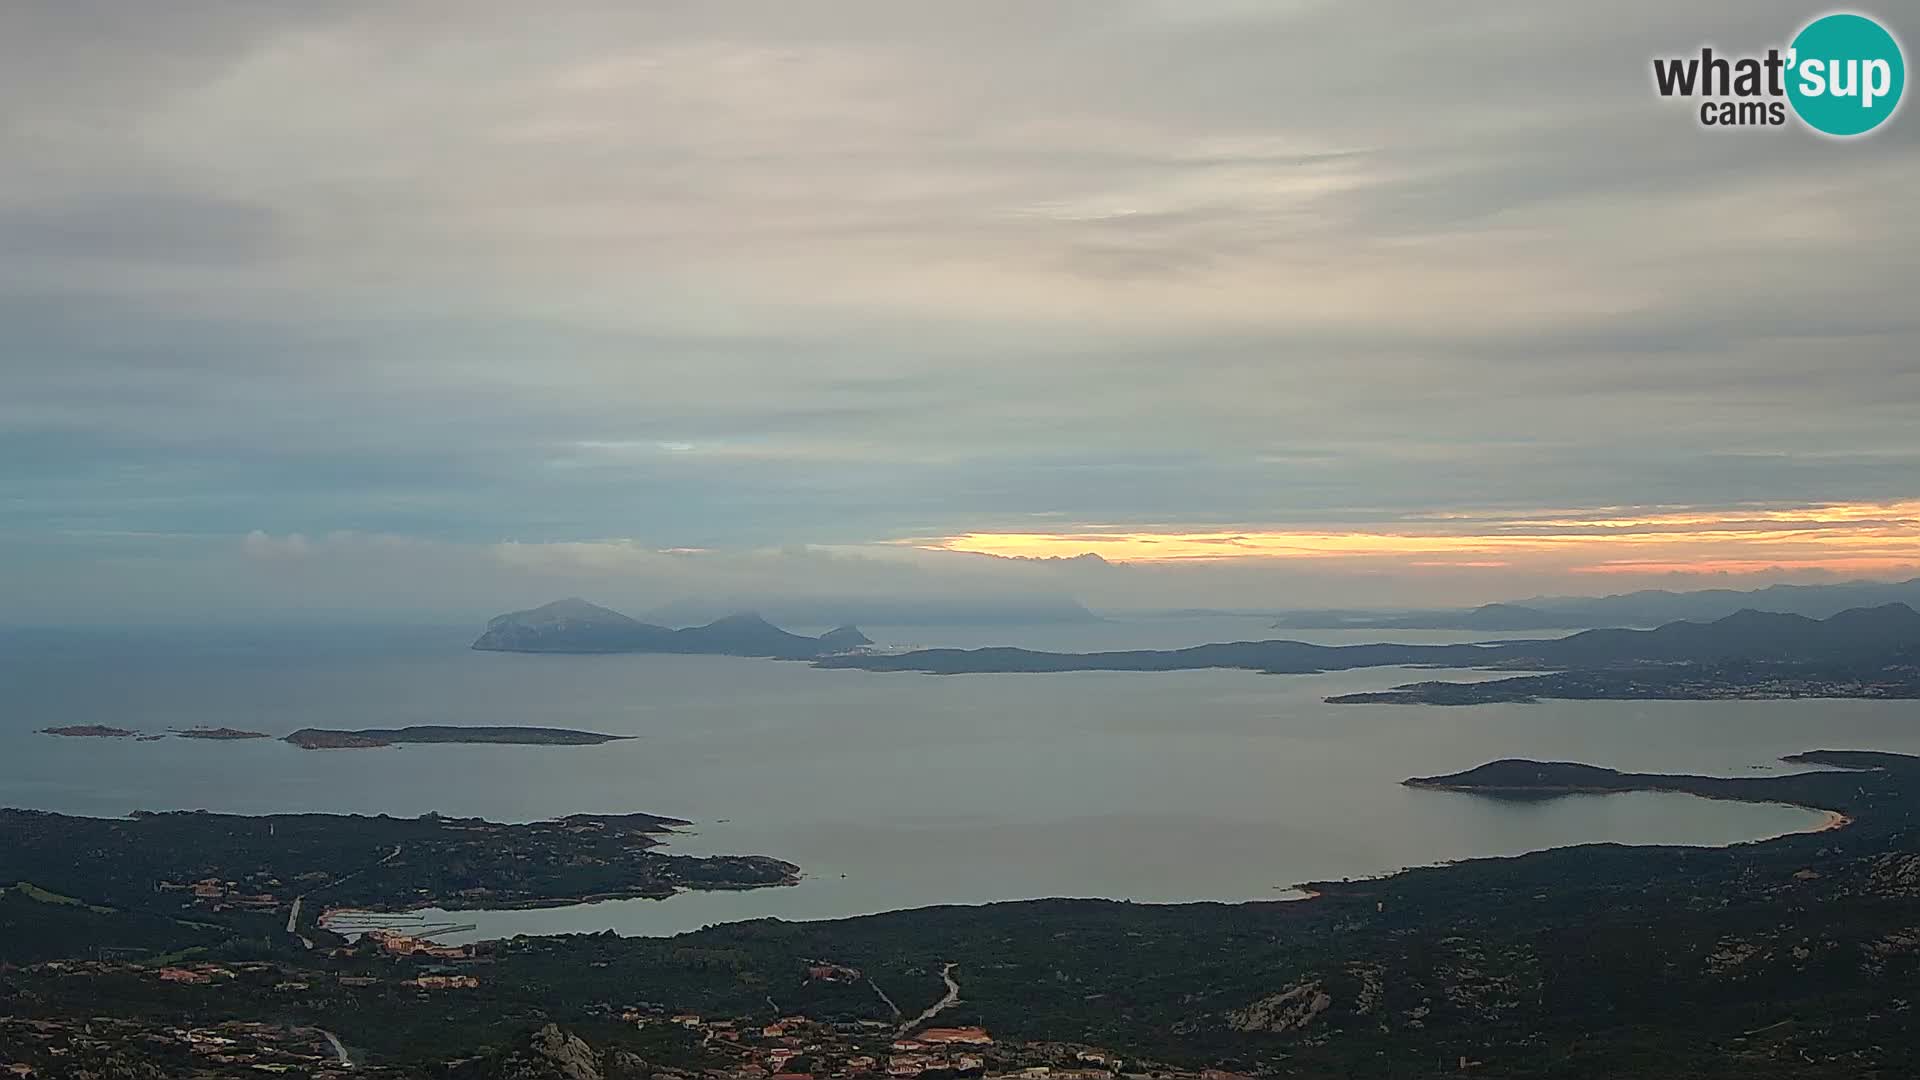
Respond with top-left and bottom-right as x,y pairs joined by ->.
0,1 -> 1916,617
0,191 -> 285,263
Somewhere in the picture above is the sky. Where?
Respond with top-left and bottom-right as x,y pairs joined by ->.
3,1 -> 1918,621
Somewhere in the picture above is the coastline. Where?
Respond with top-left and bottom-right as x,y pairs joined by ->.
1407,782 -> 1852,840
390,794 -> 1826,944
1807,808 -> 1853,833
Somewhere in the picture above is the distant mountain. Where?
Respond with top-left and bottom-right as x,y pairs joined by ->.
1269,577 -> 1920,631
471,599 -> 871,659
1519,576 -> 1920,626
816,624 -> 875,652
818,603 -> 1920,675
471,598 -> 660,652
1271,602 -> 1575,631
1519,602 -> 1920,666
640,594 -> 1098,627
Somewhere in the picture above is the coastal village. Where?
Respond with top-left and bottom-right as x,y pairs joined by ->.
0,947 -> 1248,1080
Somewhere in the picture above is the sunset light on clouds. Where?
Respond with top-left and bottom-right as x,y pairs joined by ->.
2,3 -> 1916,620
917,500 -> 1920,577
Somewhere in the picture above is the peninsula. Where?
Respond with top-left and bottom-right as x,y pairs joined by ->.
1328,658 -> 1920,705
0,804 -> 797,963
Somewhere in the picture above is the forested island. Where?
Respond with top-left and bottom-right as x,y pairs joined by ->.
283,725 -> 632,749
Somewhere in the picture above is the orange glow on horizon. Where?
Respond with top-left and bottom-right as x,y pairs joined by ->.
910,499 -> 1920,577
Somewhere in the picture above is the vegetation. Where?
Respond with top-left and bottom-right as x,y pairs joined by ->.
4,750 -> 1919,1076
0,806 -> 796,967
1330,656 -> 1920,704
815,603 -> 1920,678
283,725 -> 632,749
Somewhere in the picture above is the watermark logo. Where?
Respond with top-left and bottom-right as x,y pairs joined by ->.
1652,11 -> 1904,136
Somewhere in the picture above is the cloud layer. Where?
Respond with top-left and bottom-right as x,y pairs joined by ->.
2,2 -> 1917,618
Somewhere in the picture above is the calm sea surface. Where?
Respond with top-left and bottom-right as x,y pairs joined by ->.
4,615 -> 1912,940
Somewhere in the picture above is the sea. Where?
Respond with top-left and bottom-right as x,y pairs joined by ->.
5,614 -> 1914,941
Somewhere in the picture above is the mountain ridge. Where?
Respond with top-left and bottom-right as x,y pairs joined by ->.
471,599 -> 871,659
817,602 -> 1920,675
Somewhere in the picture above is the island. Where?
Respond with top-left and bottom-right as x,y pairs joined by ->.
283,725 -> 632,749
472,597 -> 872,658
173,726 -> 272,740
1400,750 -> 1884,819
38,724 -> 138,738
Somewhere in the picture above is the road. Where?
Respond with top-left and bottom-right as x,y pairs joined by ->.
319,1029 -> 353,1069
896,963 -> 960,1037
868,977 -> 903,1021
286,842 -> 403,946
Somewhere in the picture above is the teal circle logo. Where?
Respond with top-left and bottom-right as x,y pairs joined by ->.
1787,13 -> 1905,136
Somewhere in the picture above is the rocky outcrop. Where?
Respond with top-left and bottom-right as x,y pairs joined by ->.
1867,852 -> 1920,896
817,624 -> 875,652
501,1024 -> 602,1080
1227,981 -> 1333,1033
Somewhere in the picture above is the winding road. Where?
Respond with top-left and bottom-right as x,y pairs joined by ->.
896,963 -> 960,1037
318,1029 -> 353,1069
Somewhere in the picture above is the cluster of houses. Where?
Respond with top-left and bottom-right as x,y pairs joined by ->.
136,949 -> 478,994
362,928 -> 472,960
157,875 -> 282,912
614,1004 -> 1152,1080
622,1010 -> 999,1080
884,1027 -> 994,1078
156,963 -> 235,985
401,973 -> 480,990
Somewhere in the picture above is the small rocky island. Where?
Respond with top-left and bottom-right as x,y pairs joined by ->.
39,725 -> 138,738
283,725 -> 632,750
172,726 -> 271,740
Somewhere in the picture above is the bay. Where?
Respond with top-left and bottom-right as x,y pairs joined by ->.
2,615 -> 1899,940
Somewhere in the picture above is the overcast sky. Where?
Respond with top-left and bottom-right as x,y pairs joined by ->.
4,1 -> 1918,620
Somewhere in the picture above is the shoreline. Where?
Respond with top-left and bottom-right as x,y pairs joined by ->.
1806,808 -> 1853,833
1407,780 -> 1852,841
386,794 -> 1826,944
